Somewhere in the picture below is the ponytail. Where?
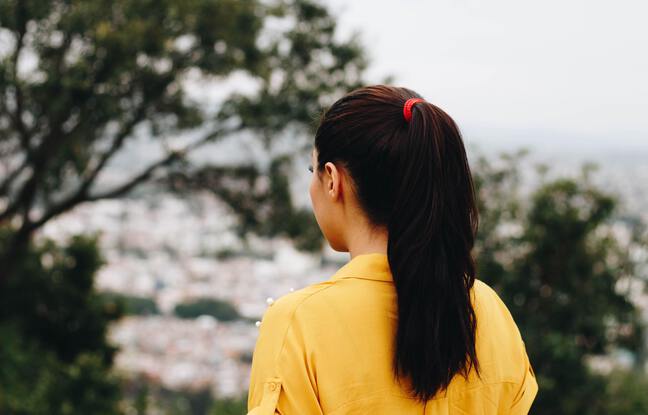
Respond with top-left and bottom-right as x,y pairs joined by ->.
314,85 -> 481,402
387,97 -> 480,402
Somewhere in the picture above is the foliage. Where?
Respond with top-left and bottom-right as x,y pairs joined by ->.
0,0 -> 369,411
0,230 -> 122,414
0,229 -> 120,363
122,377 -> 247,415
602,368 -> 648,415
174,298 -> 241,321
0,0 -> 369,280
100,292 -> 160,316
169,155 -> 323,251
473,150 -> 647,415
209,394 -> 248,415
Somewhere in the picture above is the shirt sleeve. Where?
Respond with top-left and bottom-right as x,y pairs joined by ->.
509,341 -> 539,415
247,294 -> 324,415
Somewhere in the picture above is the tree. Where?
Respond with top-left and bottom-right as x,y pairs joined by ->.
0,0 -> 369,280
210,394 -> 248,415
473,150 -> 647,414
99,292 -> 160,316
168,155 -> 324,251
174,298 -> 241,321
0,0 -> 370,412
0,232 -> 123,414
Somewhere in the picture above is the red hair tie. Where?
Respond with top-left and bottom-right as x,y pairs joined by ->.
403,98 -> 425,122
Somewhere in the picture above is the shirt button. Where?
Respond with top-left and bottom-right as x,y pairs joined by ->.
269,382 -> 277,391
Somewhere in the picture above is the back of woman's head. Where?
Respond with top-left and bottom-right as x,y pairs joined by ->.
314,84 -> 480,403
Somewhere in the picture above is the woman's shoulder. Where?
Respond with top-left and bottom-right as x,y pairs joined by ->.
472,278 -> 517,324
471,278 -> 532,380
472,278 -> 523,340
258,280 -> 338,332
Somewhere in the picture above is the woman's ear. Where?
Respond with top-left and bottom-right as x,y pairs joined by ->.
324,162 -> 342,200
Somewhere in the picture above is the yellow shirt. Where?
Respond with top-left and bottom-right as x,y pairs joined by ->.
247,253 -> 538,414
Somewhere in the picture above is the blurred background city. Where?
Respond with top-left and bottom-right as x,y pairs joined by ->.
0,0 -> 647,414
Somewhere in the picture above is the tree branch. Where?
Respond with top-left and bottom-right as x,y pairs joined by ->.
0,157 -> 28,197
81,106 -> 150,190
9,3 -> 30,153
24,124 -> 238,232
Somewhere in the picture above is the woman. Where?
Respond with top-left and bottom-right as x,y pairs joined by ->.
247,85 -> 538,414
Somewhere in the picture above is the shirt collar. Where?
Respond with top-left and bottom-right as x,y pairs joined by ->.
329,253 -> 393,283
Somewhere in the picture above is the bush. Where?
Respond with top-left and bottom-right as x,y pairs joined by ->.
174,298 -> 241,321
0,232 -> 122,413
602,368 -> 648,415
100,292 -> 160,316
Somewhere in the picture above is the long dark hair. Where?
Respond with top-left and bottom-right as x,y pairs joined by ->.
313,85 -> 481,402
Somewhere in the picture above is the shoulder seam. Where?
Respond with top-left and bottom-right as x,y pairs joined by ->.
273,282 -> 340,372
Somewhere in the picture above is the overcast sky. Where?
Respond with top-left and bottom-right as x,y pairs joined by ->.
326,0 -> 648,157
